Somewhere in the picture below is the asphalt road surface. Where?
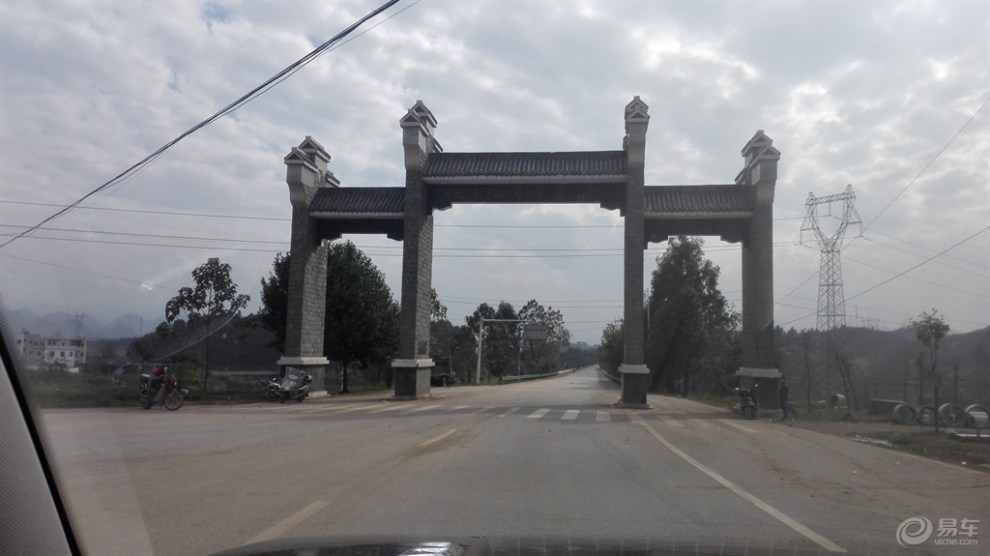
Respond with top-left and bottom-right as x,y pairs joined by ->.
40,367 -> 988,555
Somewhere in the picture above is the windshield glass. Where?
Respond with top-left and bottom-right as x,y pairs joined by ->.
1,2 -> 988,555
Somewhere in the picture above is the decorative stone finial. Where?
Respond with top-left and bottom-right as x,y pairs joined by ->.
401,100 -> 440,171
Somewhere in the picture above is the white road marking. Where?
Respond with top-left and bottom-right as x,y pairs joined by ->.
631,416 -> 846,553
244,499 -> 329,546
516,398 -> 528,403
596,411 -> 611,422
561,410 -> 579,420
656,415 -> 684,428
296,403 -> 357,413
688,418 -> 716,430
497,407 -> 518,418
369,403 -> 414,413
527,408 -> 551,419
331,403 -> 383,414
404,404 -> 442,413
447,405 -> 469,412
418,428 -> 459,448
719,419 -> 759,433
471,406 -> 494,415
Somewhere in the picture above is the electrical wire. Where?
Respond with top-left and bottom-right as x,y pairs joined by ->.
0,0 -> 407,250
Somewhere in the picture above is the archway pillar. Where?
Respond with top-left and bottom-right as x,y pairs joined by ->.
278,137 -> 338,394
618,97 -> 651,407
393,102 -> 439,399
735,132 -> 782,410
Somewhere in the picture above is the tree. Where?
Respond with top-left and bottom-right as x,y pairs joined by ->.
910,309 -> 950,406
324,243 -> 399,392
165,257 -> 249,392
256,244 -> 400,393
466,302 -> 518,380
517,300 -> 570,374
430,288 -> 448,322
645,236 -> 738,395
598,320 -> 624,375
258,252 -> 290,352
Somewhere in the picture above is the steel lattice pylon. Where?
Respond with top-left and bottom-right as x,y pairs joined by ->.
800,184 -> 862,331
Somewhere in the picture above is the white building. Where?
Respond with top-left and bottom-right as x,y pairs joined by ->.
13,331 -> 87,373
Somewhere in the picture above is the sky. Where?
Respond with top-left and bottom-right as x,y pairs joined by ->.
1,0 -> 988,346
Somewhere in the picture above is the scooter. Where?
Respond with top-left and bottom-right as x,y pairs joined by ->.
268,369 -> 312,403
736,387 -> 758,420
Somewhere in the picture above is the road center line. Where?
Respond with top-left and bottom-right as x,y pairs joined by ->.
631,415 -> 846,554
418,428 -> 458,448
244,499 -> 330,546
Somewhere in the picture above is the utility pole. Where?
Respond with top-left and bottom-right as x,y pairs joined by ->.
800,184 -> 862,332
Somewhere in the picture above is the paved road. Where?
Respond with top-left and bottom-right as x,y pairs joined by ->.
41,367 -> 988,555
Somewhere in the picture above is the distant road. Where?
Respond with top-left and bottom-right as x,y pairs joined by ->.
42,367 -> 988,555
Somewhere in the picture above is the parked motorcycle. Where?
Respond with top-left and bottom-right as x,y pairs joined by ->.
736,386 -> 758,420
263,368 -> 312,403
139,366 -> 187,410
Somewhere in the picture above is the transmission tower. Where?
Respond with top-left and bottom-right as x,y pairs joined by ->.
800,184 -> 862,331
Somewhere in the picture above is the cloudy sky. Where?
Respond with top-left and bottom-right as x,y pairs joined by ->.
1,0 -> 987,346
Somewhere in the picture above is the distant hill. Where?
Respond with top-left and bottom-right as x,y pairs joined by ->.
1,308 -> 159,340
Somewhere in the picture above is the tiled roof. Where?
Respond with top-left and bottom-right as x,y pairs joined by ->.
424,151 -> 627,178
644,185 -> 753,215
310,187 -> 405,215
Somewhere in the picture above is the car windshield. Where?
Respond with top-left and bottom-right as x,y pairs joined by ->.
1,2 -> 988,555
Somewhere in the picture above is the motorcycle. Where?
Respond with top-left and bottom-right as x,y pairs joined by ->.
139,367 -> 187,410
263,368 -> 312,403
736,386 -> 758,420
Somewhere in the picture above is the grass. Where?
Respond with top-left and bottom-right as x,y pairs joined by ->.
852,429 -> 990,471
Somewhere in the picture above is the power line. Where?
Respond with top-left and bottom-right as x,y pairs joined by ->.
0,0 -> 406,250
845,226 -> 990,302
861,96 -> 990,234
0,200 -> 292,222
844,255 -> 988,299
0,253 -> 172,290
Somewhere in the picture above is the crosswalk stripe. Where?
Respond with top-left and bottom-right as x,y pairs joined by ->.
404,404 -> 442,413
471,406 -> 494,415
527,408 -> 550,419
596,411 -> 611,422
689,418 -> 716,430
657,415 -> 684,428
719,419 -> 759,433
332,403 -> 383,414
448,405 -> 468,411
497,407 -> 518,418
561,410 -> 579,420
369,403 -> 413,413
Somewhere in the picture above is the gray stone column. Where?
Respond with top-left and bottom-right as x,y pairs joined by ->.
619,97 -> 651,407
735,131 -> 781,410
393,101 -> 439,399
278,137 -> 339,394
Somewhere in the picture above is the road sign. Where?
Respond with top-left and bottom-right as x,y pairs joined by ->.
522,323 -> 548,341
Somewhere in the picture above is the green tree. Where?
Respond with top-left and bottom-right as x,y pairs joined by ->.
256,245 -> 400,393
258,252 -> 290,352
165,257 -> 249,392
597,320 -> 624,375
910,309 -> 950,405
517,300 -> 570,374
324,242 -> 399,393
646,236 -> 738,394
466,302 -> 519,380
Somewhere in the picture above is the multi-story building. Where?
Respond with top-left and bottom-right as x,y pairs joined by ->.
13,330 -> 87,372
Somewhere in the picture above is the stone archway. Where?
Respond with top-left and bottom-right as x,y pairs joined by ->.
278,97 -> 781,406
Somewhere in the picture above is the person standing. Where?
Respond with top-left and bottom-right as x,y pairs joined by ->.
778,378 -> 790,421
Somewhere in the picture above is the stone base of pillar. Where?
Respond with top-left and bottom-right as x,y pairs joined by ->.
277,356 -> 330,395
392,358 -> 434,399
735,367 -> 781,410
617,364 -> 652,408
